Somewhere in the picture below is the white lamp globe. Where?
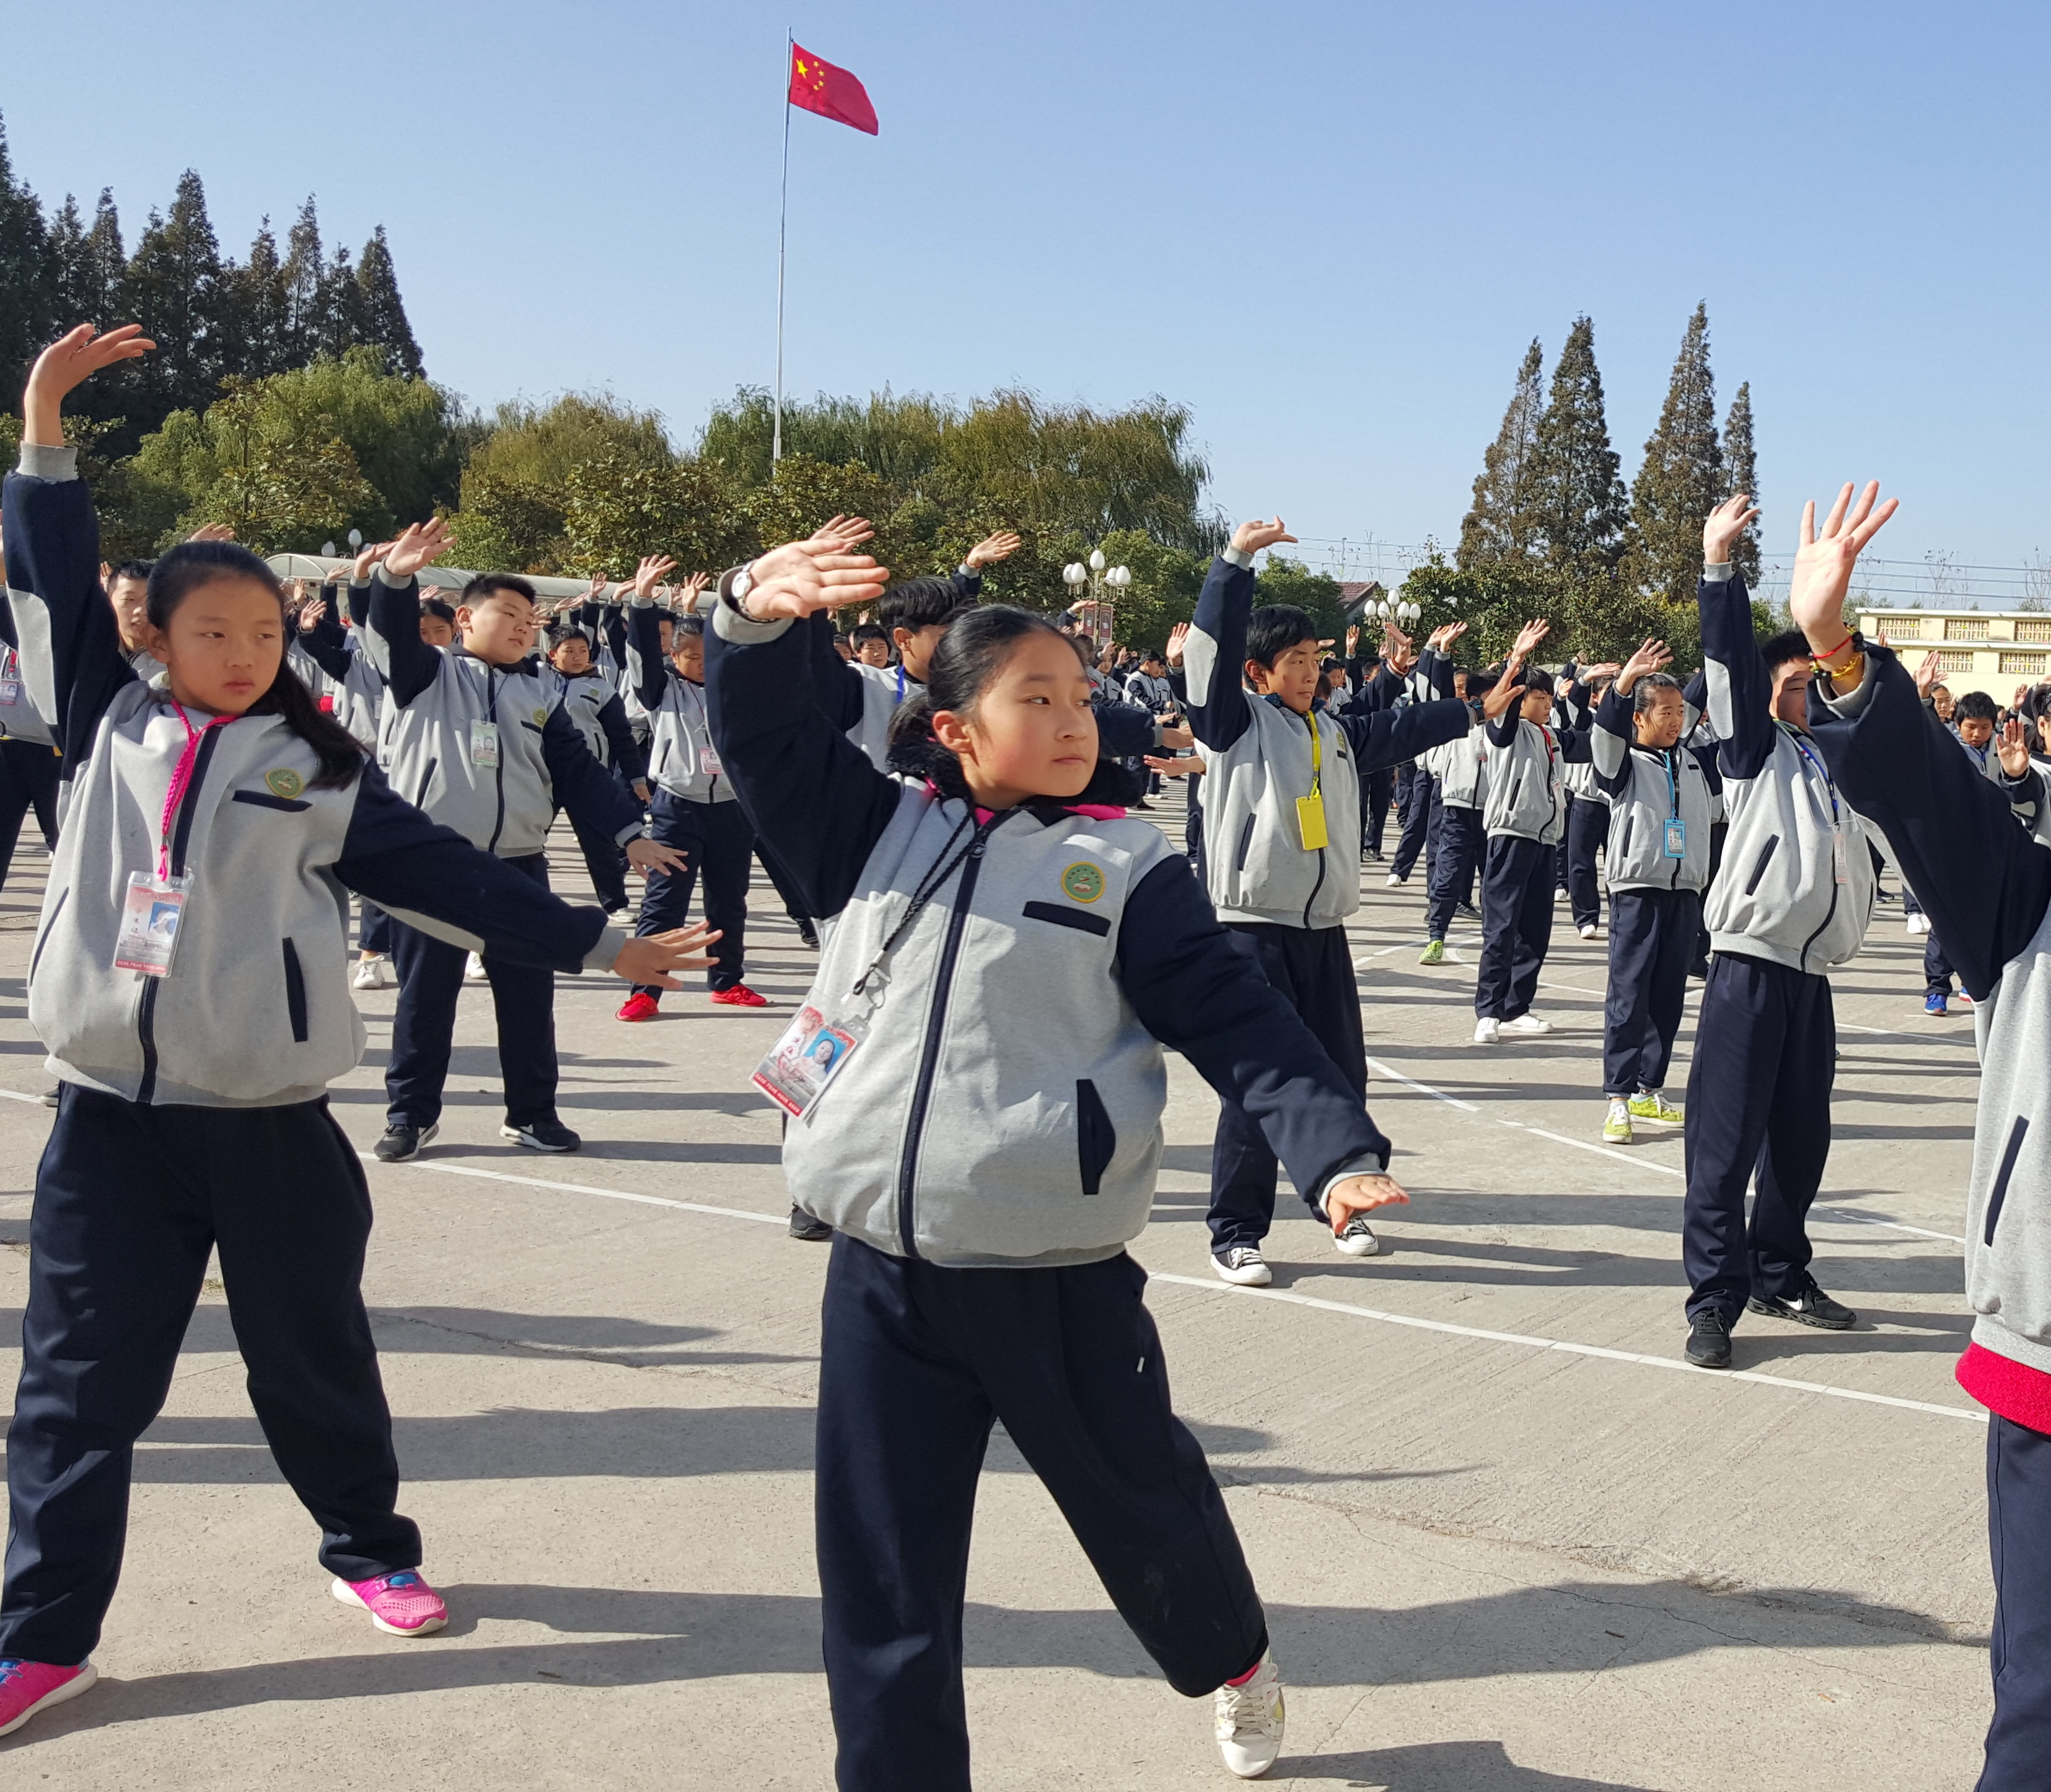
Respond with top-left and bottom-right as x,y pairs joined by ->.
1109,565 -> 1131,588
1063,563 -> 1087,587
1088,549 -> 1106,573
346,528 -> 363,550
321,542 -> 337,558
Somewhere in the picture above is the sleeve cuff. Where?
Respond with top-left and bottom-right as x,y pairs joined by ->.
711,571 -> 794,645
1815,648 -> 1879,718
374,563 -> 416,592
1221,545 -> 1254,571
612,822 -> 646,847
17,442 -> 78,481
581,920 -> 632,973
1702,563 -> 1736,584
1314,1154 -> 1390,1217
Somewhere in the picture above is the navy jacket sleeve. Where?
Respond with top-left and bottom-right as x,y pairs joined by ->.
1807,644 -> 2051,1001
1699,568 -> 1776,779
539,704 -> 644,841
1116,858 -> 1392,1210
1092,690 -> 1158,759
1340,697 -> 1471,773
705,603 -> 905,920
596,690 -> 644,782
335,761 -> 617,972
806,611 -> 869,732
1416,647 -> 1454,701
2,449 -> 137,775
625,602 -> 670,713
367,568 -> 441,706
297,584 -> 356,682
1182,555 -> 1256,754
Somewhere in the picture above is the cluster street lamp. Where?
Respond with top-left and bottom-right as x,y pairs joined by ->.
1062,548 -> 1131,649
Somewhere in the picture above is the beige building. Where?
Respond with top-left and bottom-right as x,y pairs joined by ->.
1855,607 -> 2051,704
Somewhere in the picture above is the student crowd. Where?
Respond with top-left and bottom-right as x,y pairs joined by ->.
0,325 -> 2040,1792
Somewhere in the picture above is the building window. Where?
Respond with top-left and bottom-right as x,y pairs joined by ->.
2017,620 -> 2051,643
2001,652 -> 2049,676
1946,617 -> 1990,641
1882,617 -> 1923,639
1939,651 -> 1978,672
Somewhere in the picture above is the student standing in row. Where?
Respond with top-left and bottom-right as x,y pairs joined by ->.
1589,638 -> 1717,1143
1680,492 -> 1876,1370
1920,686 -> 2001,1016
1182,519 -> 1469,1285
367,531 -> 685,1159
703,534 -> 1410,1788
0,324 -> 716,1742
545,623 -> 648,916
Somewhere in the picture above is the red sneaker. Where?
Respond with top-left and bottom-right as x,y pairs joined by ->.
0,1657 -> 97,1736
615,992 -> 661,1022
709,984 -> 769,1008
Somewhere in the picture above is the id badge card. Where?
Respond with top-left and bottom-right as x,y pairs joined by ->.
114,871 -> 192,977
1662,817 -> 1687,859
0,679 -> 20,707
1296,794 -> 1329,852
469,719 -> 499,767
752,1004 -> 868,1119
1832,830 -> 1848,886
699,745 -> 724,777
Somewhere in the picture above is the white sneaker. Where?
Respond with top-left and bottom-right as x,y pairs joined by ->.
1473,1017 -> 1500,1044
1906,913 -> 1928,935
1211,1247 -> 1271,1286
464,951 -> 488,982
1503,1015 -> 1553,1036
1577,922 -> 1597,940
352,955 -> 397,991
1333,1214 -> 1381,1258
1384,873 -> 1403,888
1214,1651 -> 1285,1779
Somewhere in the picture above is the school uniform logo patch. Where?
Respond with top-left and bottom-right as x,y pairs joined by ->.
532,707 -> 549,726
1061,862 -> 1105,904
264,768 -> 304,799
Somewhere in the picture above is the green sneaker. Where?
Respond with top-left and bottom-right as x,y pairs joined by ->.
1418,939 -> 1445,966
1602,1103 -> 1633,1144
1628,1092 -> 1685,1127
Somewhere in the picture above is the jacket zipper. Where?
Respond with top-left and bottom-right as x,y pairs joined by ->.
138,725 -> 224,1105
1793,747 -> 1840,973
1301,713 -> 1327,926
894,814 -> 1008,1258
485,667 -> 506,853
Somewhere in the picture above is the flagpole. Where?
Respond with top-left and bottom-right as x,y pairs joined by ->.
773,28 -> 791,467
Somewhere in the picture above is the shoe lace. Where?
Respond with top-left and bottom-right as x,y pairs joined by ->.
0,1658 -> 22,1686
1342,1214 -> 1374,1239
1216,1669 -> 1278,1734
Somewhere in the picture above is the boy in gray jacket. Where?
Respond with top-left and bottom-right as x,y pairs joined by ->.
1680,493 -> 1876,1369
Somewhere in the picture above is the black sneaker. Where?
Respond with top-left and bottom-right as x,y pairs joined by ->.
1748,1285 -> 1856,1330
1454,902 -> 1480,923
1685,1309 -> 1733,1369
501,1119 -> 581,1153
795,918 -> 820,949
788,1206 -> 833,1241
375,1121 -> 439,1163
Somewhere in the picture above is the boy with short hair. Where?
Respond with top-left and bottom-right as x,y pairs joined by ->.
1921,685 -> 2002,1015
546,625 -> 648,916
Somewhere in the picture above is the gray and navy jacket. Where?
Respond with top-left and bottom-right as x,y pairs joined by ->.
2,444 -> 629,1109
1184,550 -> 1469,928
1589,686 -> 1718,894
294,581 -> 387,751
626,599 -> 734,803
0,640 -> 56,747
1482,696 -> 1592,845
1699,565 -> 1874,971
1422,716 -> 1488,810
545,662 -> 644,783
703,591 -> 1394,1268
1807,644 -> 2051,1396
1553,670 -> 1603,801
371,566 -> 646,858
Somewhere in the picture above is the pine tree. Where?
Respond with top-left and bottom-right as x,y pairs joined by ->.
119,170 -> 225,431
217,219 -> 290,380
316,242 -> 365,359
1628,303 -> 1725,604
354,225 -> 423,377
1456,339 -> 1545,568
0,117 -> 55,397
281,198 -> 325,362
1529,315 -> 1629,583
1722,380 -> 1761,584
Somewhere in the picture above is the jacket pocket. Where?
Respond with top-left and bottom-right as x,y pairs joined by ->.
1076,1079 -> 1115,1197
29,885 -> 68,986
1023,900 -> 1111,938
1987,1116 -> 2029,1245
1617,814 -> 1635,864
232,789 -> 312,812
413,756 -> 438,808
282,938 -> 309,1043
1743,833 -> 1780,895
1234,812 -> 1257,872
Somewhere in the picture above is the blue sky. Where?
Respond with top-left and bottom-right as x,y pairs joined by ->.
5,1 -> 2047,597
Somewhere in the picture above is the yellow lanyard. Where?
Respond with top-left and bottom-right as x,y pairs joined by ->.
1296,713 -> 1329,851
1309,713 -> 1322,797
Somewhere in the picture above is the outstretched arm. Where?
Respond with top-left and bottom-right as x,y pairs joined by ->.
1182,517 -> 1295,754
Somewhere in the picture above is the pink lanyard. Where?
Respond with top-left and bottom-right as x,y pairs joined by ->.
157,708 -> 234,879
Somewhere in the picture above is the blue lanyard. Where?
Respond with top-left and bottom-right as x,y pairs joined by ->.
1664,751 -> 1679,819
1783,726 -> 1840,826
895,664 -> 906,705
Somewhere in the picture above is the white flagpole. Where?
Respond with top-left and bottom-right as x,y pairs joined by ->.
773,29 -> 792,467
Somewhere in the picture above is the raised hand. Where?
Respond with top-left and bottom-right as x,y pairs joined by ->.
1614,638 -> 1672,696
1230,516 -> 1297,556
24,325 -> 154,444
1788,481 -> 1899,656
587,572 -> 610,599
626,836 -> 690,879
1509,617 -> 1551,662
743,551 -> 891,621
1999,716 -> 2036,780
964,530 -> 1022,569
1914,650 -> 1944,697
803,514 -> 875,553
1703,491 -> 1760,567
630,554 -> 678,600
677,570 -> 712,614
353,538 -> 393,583
1427,620 -> 1469,652
186,522 -> 235,544
1344,624 -> 1361,657
610,921 -> 722,990
384,519 -> 457,581
1325,1172 -> 1411,1237
1166,621 -> 1190,668
1143,752 -> 1206,778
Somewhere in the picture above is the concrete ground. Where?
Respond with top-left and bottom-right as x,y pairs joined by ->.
0,812 -> 1995,1790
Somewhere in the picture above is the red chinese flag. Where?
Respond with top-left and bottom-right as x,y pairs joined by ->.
788,43 -> 879,135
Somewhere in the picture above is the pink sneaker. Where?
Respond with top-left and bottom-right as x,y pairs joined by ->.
0,1656 -> 97,1736
332,1570 -> 449,1636
709,984 -> 768,1008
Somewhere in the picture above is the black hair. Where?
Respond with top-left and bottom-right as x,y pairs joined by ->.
1632,671 -> 1685,714
107,559 -> 154,586
1761,629 -> 1814,675
459,573 -> 537,608
420,599 -> 457,625
1140,648 -> 1166,665
1244,604 -> 1317,670
1955,690 -> 2000,724
879,576 -> 975,636
144,542 -> 367,791
850,621 -> 889,646
671,614 -> 705,641
1521,666 -> 1555,696
885,604 -> 1137,807
550,629 -> 591,651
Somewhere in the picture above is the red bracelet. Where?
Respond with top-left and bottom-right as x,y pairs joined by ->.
1809,633 -> 1854,665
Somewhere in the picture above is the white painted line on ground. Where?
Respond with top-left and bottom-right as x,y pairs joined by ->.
358,1153 -> 787,1227
1818,1206 -> 1965,1246
0,1088 -> 40,1105
1364,1056 -> 1480,1112
1149,1273 -> 1986,1425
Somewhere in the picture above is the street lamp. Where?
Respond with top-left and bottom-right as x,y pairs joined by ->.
1063,551 -> 1131,650
347,528 -> 363,551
